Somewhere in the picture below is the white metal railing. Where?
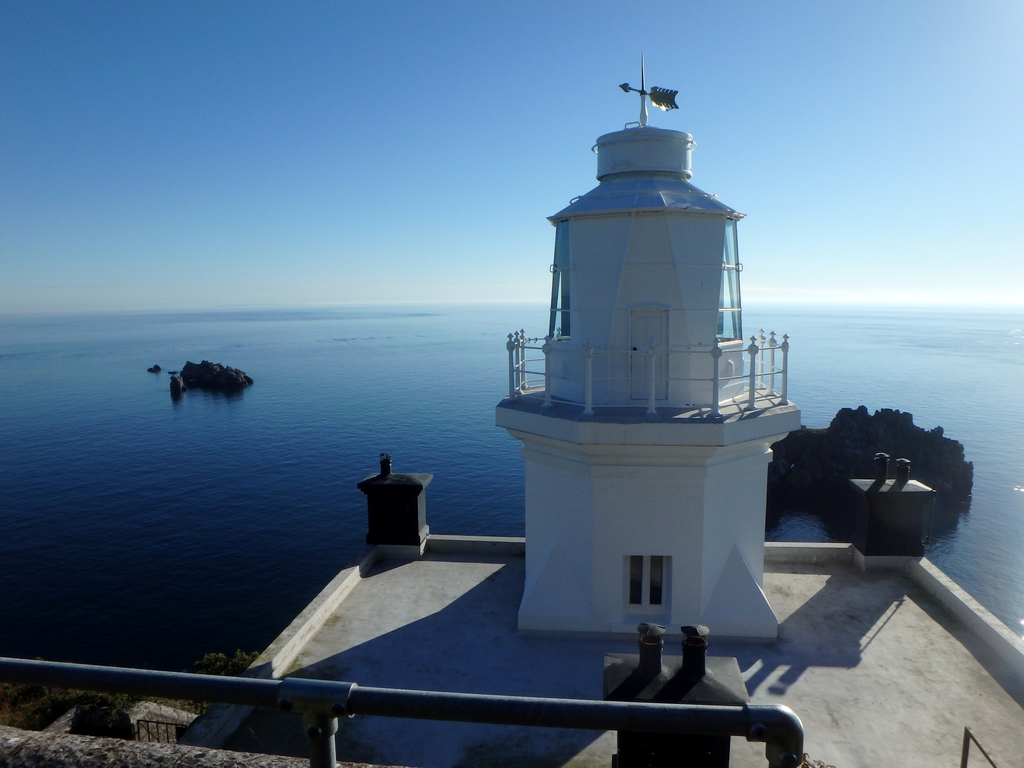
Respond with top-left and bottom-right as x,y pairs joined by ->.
506,330 -> 548,396
506,328 -> 790,416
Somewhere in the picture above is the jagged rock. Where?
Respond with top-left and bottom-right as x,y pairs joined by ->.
147,365 -> 161,373
767,407 -> 973,521
180,361 -> 253,391
170,375 -> 187,396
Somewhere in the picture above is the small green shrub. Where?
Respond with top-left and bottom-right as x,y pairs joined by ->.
192,649 -> 259,677
0,650 -> 260,730
0,683 -> 137,731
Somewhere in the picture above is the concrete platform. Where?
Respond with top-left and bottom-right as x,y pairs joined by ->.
188,538 -> 1024,768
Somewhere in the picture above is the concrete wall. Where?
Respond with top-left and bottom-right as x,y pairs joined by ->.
516,430 -> 782,639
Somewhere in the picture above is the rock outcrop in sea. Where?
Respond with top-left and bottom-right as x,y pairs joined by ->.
180,360 -> 253,391
147,364 -> 161,373
767,406 -> 973,521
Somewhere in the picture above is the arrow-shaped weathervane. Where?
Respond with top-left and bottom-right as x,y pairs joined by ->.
619,55 -> 678,127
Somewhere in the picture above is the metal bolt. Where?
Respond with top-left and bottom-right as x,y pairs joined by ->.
780,753 -> 801,768
277,697 -> 293,712
331,703 -> 346,717
749,723 -> 766,740
307,725 -> 323,739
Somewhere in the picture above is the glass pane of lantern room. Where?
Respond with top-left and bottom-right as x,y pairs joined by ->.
548,221 -> 571,338
718,309 -> 741,341
723,220 -> 739,267
718,219 -> 742,340
721,266 -> 739,310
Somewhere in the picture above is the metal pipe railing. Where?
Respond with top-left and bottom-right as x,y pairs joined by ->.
961,726 -> 1000,767
583,341 -> 594,416
747,337 -> 759,410
0,656 -> 804,768
542,336 -> 553,407
780,334 -> 790,405
710,339 -> 722,417
504,331 -> 790,414
506,333 -> 516,398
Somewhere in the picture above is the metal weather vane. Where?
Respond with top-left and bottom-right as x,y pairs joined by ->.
619,55 -> 678,127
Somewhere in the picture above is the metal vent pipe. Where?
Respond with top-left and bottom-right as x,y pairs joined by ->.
637,623 -> 665,677
681,625 -> 709,681
874,453 -> 889,484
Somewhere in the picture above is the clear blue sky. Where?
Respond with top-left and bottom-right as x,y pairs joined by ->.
2,1 -> 1022,312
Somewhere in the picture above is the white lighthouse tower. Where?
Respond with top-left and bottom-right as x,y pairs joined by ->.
496,74 -> 800,640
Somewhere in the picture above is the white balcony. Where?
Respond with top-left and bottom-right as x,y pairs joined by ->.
505,329 -> 791,418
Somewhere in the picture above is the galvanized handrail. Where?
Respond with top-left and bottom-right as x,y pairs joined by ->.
0,656 -> 804,768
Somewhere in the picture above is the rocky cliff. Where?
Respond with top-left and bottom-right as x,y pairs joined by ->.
179,361 -> 253,391
767,406 -> 973,524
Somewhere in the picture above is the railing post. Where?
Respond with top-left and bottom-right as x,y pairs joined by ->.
518,329 -> 526,391
780,334 -> 789,405
583,341 -> 594,416
758,328 -> 766,390
506,333 -> 516,398
303,711 -> 339,768
747,337 -> 759,410
769,331 -> 777,395
711,339 -> 722,417
646,342 -> 657,416
960,726 -> 1000,768
512,331 -> 521,392
542,336 -> 553,408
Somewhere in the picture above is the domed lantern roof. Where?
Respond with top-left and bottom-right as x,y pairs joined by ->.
550,127 -> 743,221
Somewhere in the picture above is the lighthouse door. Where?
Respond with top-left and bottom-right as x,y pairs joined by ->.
630,308 -> 668,400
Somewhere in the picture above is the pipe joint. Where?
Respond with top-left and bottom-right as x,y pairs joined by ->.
278,677 -> 357,719
744,703 -> 804,768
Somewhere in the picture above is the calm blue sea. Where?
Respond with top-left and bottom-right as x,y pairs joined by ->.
1,304 -> 1022,671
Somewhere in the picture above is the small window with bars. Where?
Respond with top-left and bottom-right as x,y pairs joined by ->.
627,555 -> 668,608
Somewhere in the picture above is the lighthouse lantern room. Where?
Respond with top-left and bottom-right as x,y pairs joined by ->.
496,69 -> 800,640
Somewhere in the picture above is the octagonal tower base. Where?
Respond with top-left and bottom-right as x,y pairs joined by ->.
497,397 -> 800,640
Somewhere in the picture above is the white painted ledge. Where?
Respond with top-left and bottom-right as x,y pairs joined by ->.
764,542 -> 854,565
181,546 -> 380,749
425,535 -> 526,556
908,557 -> 1024,683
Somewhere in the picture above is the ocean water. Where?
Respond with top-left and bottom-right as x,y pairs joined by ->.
0,303 -> 1021,671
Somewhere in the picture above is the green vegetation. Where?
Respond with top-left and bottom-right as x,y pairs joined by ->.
0,685 -> 138,731
192,649 -> 259,677
0,649 -> 260,731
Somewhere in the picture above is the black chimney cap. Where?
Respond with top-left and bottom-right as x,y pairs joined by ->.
638,623 -> 665,637
357,452 -> 431,491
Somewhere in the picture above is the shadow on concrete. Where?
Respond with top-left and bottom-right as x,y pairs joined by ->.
228,554 -> 627,768
733,568 -> 911,696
